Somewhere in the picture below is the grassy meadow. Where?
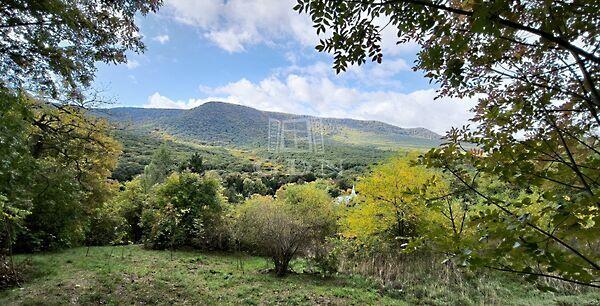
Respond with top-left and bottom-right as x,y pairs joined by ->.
2,245 -> 598,305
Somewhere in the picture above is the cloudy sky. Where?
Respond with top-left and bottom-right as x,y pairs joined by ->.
94,0 -> 475,134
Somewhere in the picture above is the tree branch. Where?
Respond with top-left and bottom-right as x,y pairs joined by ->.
367,0 -> 600,64
485,265 -> 600,288
445,165 -> 600,271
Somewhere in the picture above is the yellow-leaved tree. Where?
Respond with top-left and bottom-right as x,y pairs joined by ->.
342,153 -> 448,249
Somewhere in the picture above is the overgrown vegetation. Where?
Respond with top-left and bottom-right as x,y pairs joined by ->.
297,0 -> 600,288
2,0 -> 599,303
1,246 -> 598,305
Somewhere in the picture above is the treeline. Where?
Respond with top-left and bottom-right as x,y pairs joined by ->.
109,129 -> 386,194
1,90 -> 121,254
86,143 -> 349,249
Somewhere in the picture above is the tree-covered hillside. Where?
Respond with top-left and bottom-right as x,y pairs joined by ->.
109,128 -> 396,185
96,102 -> 442,148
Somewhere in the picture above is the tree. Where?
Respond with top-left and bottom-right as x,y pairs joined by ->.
233,183 -> 337,276
0,0 -> 161,255
142,144 -> 174,191
15,100 -> 121,251
0,90 -> 122,252
296,0 -> 599,286
179,152 -> 204,174
0,0 -> 161,99
97,177 -> 148,244
142,172 -> 226,250
342,154 -> 447,247
86,199 -> 128,246
0,0 -> 161,284
0,89 -> 34,254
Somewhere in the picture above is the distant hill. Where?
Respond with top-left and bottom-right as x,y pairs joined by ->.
95,102 -> 442,149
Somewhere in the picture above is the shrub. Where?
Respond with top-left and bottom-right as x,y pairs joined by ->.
242,177 -> 268,197
85,202 -> 128,246
308,237 -> 340,276
233,183 -> 337,276
142,171 -> 226,250
113,177 -> 147,243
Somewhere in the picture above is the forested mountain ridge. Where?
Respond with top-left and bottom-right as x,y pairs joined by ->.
96,101 -> 441,148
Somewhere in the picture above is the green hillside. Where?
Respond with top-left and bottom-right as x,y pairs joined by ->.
96,102 -> 442,149
108,128 -> 396,183
109,129 -> 257,181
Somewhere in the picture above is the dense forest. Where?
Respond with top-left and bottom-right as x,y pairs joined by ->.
1,0 -> 599,305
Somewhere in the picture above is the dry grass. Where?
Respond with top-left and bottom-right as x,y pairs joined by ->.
335,249 -> 600,305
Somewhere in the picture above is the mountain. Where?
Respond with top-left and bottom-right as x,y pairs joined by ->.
95,102 -> 442,149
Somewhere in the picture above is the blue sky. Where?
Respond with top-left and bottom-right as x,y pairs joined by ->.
94,0 -> 474,134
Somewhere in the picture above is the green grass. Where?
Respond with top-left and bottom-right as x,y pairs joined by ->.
1,246 -> 598,305
1,246 -> 402,305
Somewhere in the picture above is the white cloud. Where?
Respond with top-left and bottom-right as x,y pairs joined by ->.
144,92 -> 236,109
164,0 -> 413,55
166,0 -> 222,28
125,59 -> 140,69
153,34 -> 170,44
344,58 -> 411,87
137,2 -> 471,134
146,63 -> 475,134
377,18 -> 420,56
278,59 -> 411,90
164,0 -> 314,52
367,58 -> 411,79
204,29 -> 252,53
145,92 -> 185,109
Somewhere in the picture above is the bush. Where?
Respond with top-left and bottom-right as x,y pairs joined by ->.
85,201 -> 128,246
233,183 -> 337,276
308,238 -> 340,276
113,177 -> 147,243
142,171 -> 226,250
